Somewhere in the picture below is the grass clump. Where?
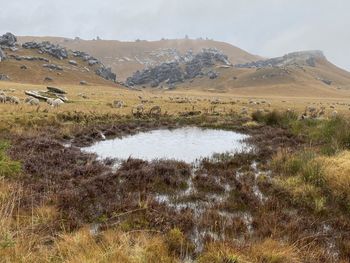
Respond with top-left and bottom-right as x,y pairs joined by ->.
198,243 -> 243,263
319,151 -> 350,213
272,151 -> 326,213
252,110 -> 298,128
0,141 -> 21,178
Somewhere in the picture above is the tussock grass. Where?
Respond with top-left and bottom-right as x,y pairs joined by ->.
0,141 -> 21,178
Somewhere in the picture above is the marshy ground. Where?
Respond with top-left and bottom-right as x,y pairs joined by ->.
1,83 -> 350,262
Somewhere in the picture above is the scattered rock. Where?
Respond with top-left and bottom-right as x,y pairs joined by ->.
23,41 -> 68,60
112,100 -> 124,108
20,65 -> 27,70
52,98 -> 64,108
68,60 -> 78,66
9,55 -> 49,62
26,97 -> 40,105
207,70 -> 218,79
43,64 -> 63,71
0,74 -> 9,81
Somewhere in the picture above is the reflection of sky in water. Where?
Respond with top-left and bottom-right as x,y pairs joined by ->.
83,127 -> 249,163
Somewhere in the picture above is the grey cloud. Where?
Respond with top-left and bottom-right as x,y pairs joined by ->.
0,0 -> 349,69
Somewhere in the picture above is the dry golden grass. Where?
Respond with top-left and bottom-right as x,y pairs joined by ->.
2,80 -> 350,125
319,151 -> 350,202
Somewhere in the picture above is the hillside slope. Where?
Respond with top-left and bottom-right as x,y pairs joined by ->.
125,49 -> 350,98
18,36 -> 261,80
0,34 -> 117,86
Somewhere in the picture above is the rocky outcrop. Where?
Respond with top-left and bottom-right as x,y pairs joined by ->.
9,54 -> 49,62
72,50 -> 100,65
0,32 -> 18,62
22,41 -> 68,60
126,62 -> 183,87
0,33 -> 17,47
96,66 -> 116,82
126,48 -> 231,87
235,50 -> 325,69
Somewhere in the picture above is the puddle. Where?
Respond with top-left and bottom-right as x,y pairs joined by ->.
82,127 -> 249,163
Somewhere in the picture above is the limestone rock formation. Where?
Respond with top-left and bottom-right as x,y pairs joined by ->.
0,33 -> 17,47
22,41 -> 68,60
235,50 -> 325,69
126,48 -> 231,87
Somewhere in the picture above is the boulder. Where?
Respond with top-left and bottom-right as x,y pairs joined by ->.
0,33 -> 17,47
47,86 -> 66,94
0,74 -> 9,81
207,70 -> 219,79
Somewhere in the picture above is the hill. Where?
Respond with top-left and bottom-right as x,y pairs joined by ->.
0,33 -> 117,86
125,49 -> 350,98
17,36 -> 260,81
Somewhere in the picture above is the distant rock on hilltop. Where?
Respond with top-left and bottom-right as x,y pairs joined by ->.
235,50 -> 326,69
126,48 -> 231,88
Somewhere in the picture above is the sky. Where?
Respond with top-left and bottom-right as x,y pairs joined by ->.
1,0 -> 349,69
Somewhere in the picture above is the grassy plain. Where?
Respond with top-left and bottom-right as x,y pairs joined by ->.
1,81 -> 350,262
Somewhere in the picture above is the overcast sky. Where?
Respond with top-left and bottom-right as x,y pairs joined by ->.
1,0 -> 349,69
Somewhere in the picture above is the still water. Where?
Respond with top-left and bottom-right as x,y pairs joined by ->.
83,127 -> 249,163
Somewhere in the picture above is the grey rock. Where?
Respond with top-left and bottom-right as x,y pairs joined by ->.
126,62 -> 183,87
88,59 -> 99,66
0,74 -> 9,80
9,55 -> 50,62
80,80 -> 88,85
44,77 -> 53,82
43,64 -> 63,71
23,41 -> 68,60
96,66 -> 116,82
207,70 -> 218,79
69,60 -> 77,66
235,50 -> 325,69
47,86 -> 66,94
0,33 -> 17,47
126,48 -> 229,87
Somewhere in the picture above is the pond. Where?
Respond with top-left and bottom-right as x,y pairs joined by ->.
82,127 -> 250,163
